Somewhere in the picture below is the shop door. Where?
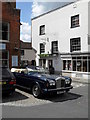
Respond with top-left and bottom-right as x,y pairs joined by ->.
48,60 -> 53,68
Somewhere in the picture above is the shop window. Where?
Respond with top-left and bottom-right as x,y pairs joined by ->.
72,56 -> 88,72
83,57 -> 87,72
88,57 -> 90,72
88,61 -> 90,72
68,60 -> 72,70
73,60 -> 76,71
77,59 -> 82,71
88,35 -> 90,45
63,60 -> 71,70
63,60 -> 66,70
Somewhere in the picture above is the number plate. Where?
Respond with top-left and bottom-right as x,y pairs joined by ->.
0,82 -> 6,85
57,90 -> 65,94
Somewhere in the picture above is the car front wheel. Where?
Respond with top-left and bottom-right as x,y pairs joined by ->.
32,84 -> 41,98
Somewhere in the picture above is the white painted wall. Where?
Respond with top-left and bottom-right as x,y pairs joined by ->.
32,0 -> 89,70
88,1 -> 90,51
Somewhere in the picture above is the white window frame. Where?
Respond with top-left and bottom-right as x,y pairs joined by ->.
70,37 -> 81,52
0,22 -> 9,41
12,55 -> 18,67
0,43 -> 6,50
40,25 -> 45,35
71,14 -> 79,28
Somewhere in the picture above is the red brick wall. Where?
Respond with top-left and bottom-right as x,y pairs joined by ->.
2,2 -> 21,69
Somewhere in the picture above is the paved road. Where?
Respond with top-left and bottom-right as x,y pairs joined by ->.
1,82 -> 88,118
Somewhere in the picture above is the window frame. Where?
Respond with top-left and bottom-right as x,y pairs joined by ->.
40,43 -> 45,54
72,56 -> 89,72
51,41 -> 58,54
0,22 -> 10,41
12,55 -> 18,67
39,25 -> 45,35
71,14 -> 80,28
70,37 -> 81,52
0,43 -> 6,50
0,50 -> 9,67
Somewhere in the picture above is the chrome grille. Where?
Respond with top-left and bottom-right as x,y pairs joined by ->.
61,79 -> 65,87
56,78 -> 65,88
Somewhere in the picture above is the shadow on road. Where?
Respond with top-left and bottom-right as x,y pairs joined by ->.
40,92 -> 82,103
1,90 -> 28,103
14,87 -> 83,103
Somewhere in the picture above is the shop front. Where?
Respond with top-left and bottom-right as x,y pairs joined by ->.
61,53 -> 90,81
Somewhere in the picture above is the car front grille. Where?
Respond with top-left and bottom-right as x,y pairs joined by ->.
56,78 -> 65,88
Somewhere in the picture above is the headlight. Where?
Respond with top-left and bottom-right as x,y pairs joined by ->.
48,80 -> 55,86
65,79 -> 70,84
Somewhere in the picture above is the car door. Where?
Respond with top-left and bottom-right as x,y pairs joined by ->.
23,73 -> 35,89
15,73 -> 24,86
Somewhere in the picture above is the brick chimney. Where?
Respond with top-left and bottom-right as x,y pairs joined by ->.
10,1 -> 16,8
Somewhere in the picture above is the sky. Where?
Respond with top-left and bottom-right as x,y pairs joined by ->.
16,1 -> 75,42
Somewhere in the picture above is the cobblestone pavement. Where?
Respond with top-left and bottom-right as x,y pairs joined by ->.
0,82 -> 87,107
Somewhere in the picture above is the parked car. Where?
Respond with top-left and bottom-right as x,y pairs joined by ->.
11,68 -> 73,98
0,67 -> 16,95
26,66 -> 48,73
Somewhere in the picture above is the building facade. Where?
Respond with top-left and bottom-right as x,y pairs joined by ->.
21,41 -> 36,67
32,0 -> 90,80
0,1 -> 21,69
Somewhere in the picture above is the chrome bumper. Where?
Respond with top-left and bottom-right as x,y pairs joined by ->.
43,85 -> 73,92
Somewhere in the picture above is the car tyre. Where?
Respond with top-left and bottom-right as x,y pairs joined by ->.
32,84 -> 41,98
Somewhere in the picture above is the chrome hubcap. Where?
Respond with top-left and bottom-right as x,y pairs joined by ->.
33,85 -> 40,97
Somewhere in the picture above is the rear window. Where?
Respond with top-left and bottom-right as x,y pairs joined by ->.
2,68 -> 11,77
1,68 -> 14,78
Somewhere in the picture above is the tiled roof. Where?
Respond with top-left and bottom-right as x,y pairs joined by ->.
20,40 -> 37,53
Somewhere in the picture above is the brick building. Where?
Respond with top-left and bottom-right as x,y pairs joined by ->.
0,1 -> 21,69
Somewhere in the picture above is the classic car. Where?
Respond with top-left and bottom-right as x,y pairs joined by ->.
11,68 -> 73,98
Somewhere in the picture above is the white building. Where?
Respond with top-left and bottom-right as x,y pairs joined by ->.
20,41 -> 36,66
32,0 -> 90,81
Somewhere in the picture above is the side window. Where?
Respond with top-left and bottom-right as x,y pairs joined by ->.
0,22 -> 9,40
39,25 -> 45,35
40,43 -> 45,54
51,41 -> 58,54
70,37 -> 81,52
71,15 -> 79,28
12,56 -> 18,67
